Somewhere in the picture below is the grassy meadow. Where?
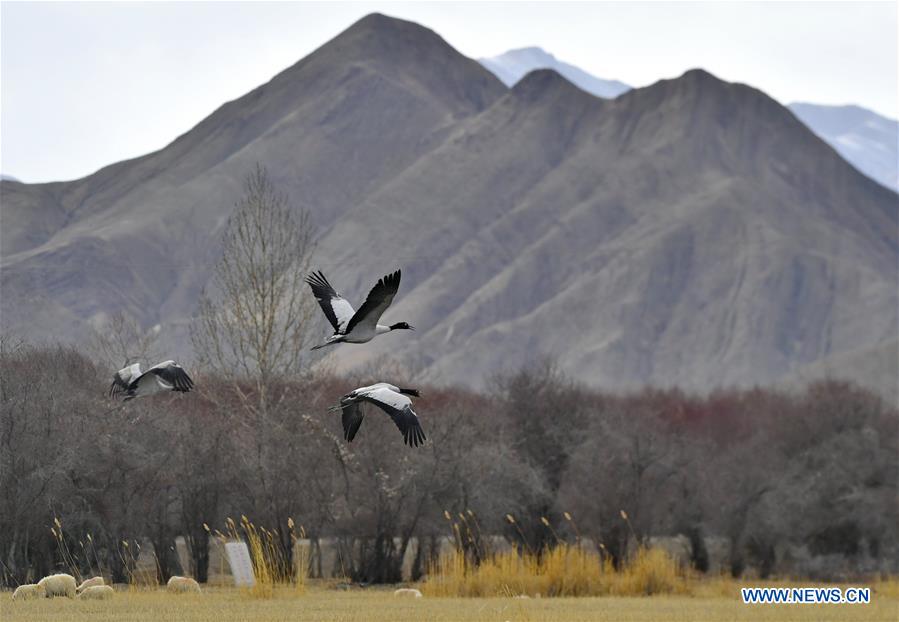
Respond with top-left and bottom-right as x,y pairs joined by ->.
3,583 -> 899,622
5,539 -> 897,621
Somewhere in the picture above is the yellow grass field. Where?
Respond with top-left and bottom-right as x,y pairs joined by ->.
3,584 -> 898,622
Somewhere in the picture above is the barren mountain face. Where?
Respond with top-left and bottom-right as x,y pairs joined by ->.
476,48 -> 899,195
788,102 -> 899,193
2,13 -> 896,392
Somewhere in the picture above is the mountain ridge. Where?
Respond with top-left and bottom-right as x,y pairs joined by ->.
2,13 -> 895,394
310,60 -> 896,389
480,46 -> 630,98
478,46 -> 898,193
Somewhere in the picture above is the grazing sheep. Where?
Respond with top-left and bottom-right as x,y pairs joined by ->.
37,573 -> 76,598
166,576 -> 201,594
77,585 -> 114,600
11,583 -> 46,601
393,588 -> 423,598
76,576 -> 105,593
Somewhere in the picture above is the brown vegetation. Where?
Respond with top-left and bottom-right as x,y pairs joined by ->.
6,584 -> 897,622
1,338 -> 896,588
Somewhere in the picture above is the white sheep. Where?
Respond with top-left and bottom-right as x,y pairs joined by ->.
393,588 -> 423,598
166,575 -> 201,594
77,585 -> 114,600
76,576 -> 105,593
37,573 -> 76,598
11,583 -> 46,601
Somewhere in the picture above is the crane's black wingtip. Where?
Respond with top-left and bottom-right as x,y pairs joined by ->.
379,269 -> 401,291
305,271 -> 324,287
404,426 -> 426,447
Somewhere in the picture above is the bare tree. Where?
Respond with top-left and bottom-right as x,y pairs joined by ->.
190,164 -> 319,571
4,334 -> 897,586
90,311 -> 161,369
492,358 -> 590,554
192,163 -> 317,416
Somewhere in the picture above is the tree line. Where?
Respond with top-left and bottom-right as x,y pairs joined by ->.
1,339 -> 895,586
1,167 -> 895,586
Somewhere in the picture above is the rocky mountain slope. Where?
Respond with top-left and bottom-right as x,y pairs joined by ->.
478,47 -> 898,193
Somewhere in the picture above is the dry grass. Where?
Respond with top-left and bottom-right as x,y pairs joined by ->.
42,514 -> 308,597
3,583 -> 897,622
19,512 -> 898,621
422,544 -> 687,598
218,516 -> 307,598
871,576 -> 899,599
423,545 -> 603,597
613,547 -> 687,596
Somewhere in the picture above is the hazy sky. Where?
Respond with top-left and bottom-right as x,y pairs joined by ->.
2,1 -> 896,183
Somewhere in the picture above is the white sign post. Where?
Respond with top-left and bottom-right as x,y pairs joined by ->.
224,541 -> 256,588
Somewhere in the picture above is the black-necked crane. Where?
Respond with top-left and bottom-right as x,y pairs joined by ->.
330,382 -> 426,447
305,270 -> 413,350
109,360 -> 194,401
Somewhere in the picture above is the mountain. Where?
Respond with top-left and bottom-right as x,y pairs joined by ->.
479,48 -> 899,193
2,14 -> 896,393
788,103 -> 898,192
323,67 -> 897,389
0,174 -> 20,182
1,13 -> 505,335
479,47 -> 630,98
